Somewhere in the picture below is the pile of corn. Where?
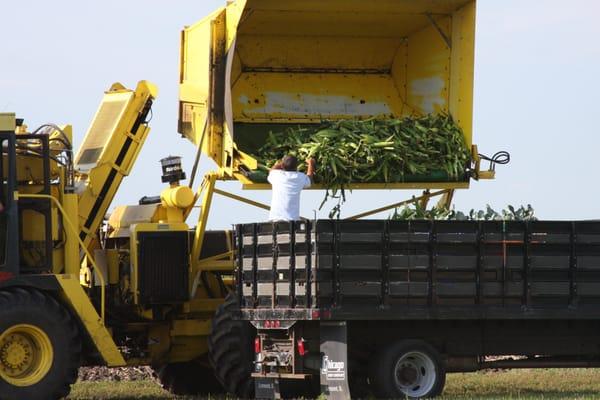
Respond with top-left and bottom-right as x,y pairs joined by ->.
254,113 -> 471,218
391,204 -> 537,221
256,113 -> 471,186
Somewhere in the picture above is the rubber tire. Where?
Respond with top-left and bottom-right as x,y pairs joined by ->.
208,293 -> 255,398
348,355 -> 372,398
157,360 -> 224,395
370,340 -> 446,399
348,371 -> 371,399
0,288 -> 81,400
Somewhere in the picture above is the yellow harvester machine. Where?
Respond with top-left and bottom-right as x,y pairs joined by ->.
0,82 -> 246,400
0,1 -> 497,399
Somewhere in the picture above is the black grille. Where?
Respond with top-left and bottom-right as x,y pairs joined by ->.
138,231 -> 189,304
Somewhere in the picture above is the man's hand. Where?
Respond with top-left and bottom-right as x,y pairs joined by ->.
306,158 -> 316,178
271,160 -> 284,171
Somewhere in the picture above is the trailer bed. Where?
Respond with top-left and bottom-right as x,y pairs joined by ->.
236,220 -> 600,320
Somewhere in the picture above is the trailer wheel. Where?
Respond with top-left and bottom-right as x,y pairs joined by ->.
208,293 -> 255,398
0,288 -> 81,400
370,340 -> 445,399
157,359 -> 224,395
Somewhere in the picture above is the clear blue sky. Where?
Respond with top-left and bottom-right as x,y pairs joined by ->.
2,0 -> 599,228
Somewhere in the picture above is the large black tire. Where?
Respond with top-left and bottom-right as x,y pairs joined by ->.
157,358 -> 224,395
208,293 -> 255,398
348,369 -> 371,399
0,288 -> 81,400
370,339 -> 446,399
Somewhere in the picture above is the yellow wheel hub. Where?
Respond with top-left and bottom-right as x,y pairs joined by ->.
0,324 -> 53,386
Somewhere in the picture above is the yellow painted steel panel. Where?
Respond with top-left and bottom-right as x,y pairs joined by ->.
170,319 -> 211,337
178,7 -> 227,164
107,204 -> 159,238
56,275 -> 126,366
243,182 -> 470,191
449,1 -> 476,147
406,16 -> 452,115
237,9 -> 432,38
241,0 -> 472,14
0,113 -> 16,131
235,36 -> 401,71
233,73 -> 404,122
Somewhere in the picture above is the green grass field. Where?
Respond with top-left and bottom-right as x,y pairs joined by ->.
67,369 -> 600,399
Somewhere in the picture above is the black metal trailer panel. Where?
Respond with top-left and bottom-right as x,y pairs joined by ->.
237,220 -> 600,319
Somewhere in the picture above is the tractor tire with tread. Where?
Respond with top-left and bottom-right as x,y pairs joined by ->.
0,288 -> 81,400
208,293 -> 255,398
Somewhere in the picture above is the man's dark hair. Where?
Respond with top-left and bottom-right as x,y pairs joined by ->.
282,155 -> 298,171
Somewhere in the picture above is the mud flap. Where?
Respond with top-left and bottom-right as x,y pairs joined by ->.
255,377 -> 281,399
320,321 -> 350,400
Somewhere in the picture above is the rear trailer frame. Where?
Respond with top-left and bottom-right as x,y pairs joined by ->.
237,219 -> 600,399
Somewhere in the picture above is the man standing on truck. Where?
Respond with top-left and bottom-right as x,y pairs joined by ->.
268,155 -> 315,221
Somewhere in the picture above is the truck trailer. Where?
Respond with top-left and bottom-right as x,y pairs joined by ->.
239,219 -> 600,399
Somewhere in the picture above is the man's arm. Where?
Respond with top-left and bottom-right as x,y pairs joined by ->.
306,158 -> 316,179
271,160 -> 284,171
304,158 -> 316,187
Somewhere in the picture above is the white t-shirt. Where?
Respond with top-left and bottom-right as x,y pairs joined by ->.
268,170 -> 311,221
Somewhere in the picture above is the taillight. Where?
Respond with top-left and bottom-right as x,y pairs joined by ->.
254,337 -> 261,354
263,320 -> 281,328
0,271 -> 13,282
297,339 -> 306,356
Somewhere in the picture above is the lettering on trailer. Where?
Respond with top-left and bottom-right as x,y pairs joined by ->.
320,321 -> 350,399
257,382 -> 275,390
321,355 -> 346,381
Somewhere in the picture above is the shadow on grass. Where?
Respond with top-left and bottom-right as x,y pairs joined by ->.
68,395 -> 223,400
443,389 -> 600,400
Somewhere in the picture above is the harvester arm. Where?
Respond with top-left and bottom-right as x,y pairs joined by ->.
74,81 -> 157,247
